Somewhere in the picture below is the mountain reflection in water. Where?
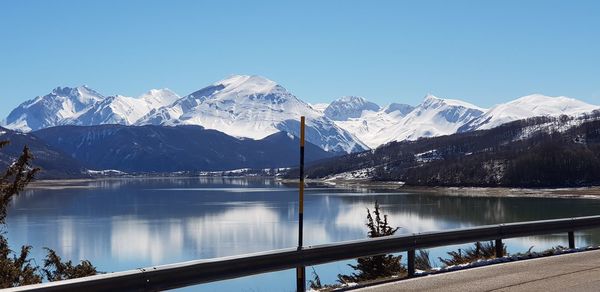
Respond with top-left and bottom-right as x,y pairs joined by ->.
6,178 -> 600,291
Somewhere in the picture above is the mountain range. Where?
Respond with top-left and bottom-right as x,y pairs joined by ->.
3,76 -> 367,153
296,111 -> 600,187
4,75 -> 598,153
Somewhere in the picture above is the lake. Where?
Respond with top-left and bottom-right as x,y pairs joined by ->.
6,178 -> 600,291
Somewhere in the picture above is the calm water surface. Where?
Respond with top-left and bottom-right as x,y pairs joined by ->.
6,178 -> 600,291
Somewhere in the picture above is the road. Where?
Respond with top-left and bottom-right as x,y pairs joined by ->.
356,250 -> 600,292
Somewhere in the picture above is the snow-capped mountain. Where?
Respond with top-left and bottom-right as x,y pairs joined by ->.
4,87 -> 179,130
326,97 -> 414,148
4,86 -> 104,131
138,75 -> 368,153
323,96 -> 380,120
71,89 -> 180,126
379,94 -> 486,142
328,94 -> 483,148
459,94 -> 599,132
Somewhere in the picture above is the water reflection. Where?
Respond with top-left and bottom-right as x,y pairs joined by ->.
5,178 -> 600,291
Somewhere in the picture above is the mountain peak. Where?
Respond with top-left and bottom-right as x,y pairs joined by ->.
4,85 -> 105,131
324,96 -> 380,121
515,93 -> 576,104
421,94 -> 484,110
143,88 -> 177,96
214,75 -> 278,95
51,85 -> 103,99
336,95 -> 369,103
139,88 -> 180,106
424,93 -> 439,100
506,94 -> 596,112
383,103 -> 414,115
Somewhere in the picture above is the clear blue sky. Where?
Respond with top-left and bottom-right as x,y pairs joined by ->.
1,0 -> 599,117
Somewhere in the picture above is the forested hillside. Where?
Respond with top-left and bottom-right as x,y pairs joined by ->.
33,125 -> 336,173
297,111 -> 600,187
0,127 -> 86,179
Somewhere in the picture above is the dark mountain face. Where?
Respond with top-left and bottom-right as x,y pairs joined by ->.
32,125 -> 336,173
0,127 -> 86,179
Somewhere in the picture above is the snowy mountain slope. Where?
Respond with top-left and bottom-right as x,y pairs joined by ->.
377,94 -> 486,143
320,96 -> 416,148
4,86 -> 104,131
71,89 -> 180,126
138,75 -> 368,153
459,94 -> 600,132
512,110 -> 600,141
310,103 -> 329,113
328,94 -> 484,147
383,103 -> 415,116
323,96 -> 380,120
332,105 -> 412,148
139,89 -> 180,108
3,87 -> 180,131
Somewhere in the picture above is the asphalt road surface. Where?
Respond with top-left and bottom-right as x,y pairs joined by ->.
357,250 -> 600,292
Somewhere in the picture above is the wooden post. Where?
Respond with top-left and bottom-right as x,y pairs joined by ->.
296,116 -> 306,292
495,239 -> 503,258
568,231 -> 575,249
407,249 -> 416,277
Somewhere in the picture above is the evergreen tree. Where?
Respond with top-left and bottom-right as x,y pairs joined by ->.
0,140 -> 97,288
338,201 -> 405,283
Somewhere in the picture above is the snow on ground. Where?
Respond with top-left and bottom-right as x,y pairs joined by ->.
310,103 -> 330,113
324,167 -> 375,180
86,169 -> 127,175
415,149 -> 442,163
198,167 -> 290,177
515,111 -> 600,141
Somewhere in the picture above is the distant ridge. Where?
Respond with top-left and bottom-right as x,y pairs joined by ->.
32,124 -> 337,173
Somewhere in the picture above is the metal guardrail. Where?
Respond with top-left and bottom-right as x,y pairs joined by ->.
8,215 -> 600,292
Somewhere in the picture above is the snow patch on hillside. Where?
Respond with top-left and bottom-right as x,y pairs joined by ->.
324,167 -> 375,180
462,94 -> 599,132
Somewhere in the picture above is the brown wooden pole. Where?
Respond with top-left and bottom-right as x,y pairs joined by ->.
296,116 -> 306,292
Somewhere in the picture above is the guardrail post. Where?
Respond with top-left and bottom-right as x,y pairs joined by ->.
407,249 -> 415,277
568,231 -> 575,249
495,239 -> 503,258
296,266 -> 305,292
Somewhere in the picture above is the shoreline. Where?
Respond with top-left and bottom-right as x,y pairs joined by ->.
26,176 -> 600,199
284,178 -> 600,199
